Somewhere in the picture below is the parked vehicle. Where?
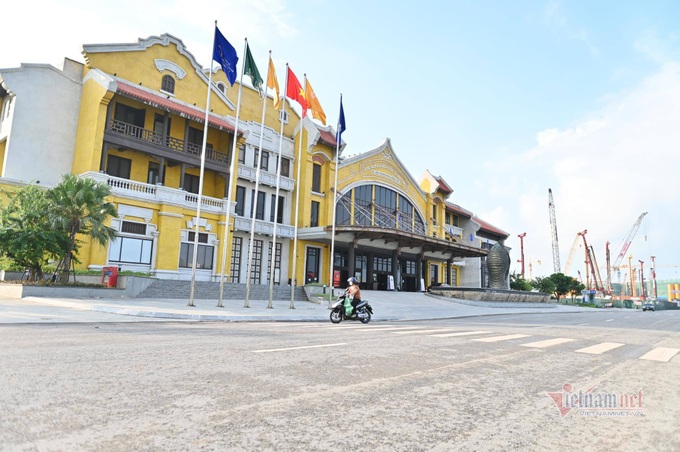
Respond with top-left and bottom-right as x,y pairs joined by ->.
642,302 -> 655,311
330,294 -> 373,324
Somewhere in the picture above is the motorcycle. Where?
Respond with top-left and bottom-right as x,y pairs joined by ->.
330,293 -> 373,324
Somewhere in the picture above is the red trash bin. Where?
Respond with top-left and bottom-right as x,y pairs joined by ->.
102,266 -> 118,288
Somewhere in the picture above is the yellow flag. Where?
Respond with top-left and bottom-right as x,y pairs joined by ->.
267,57 -> 281,109
304,78 -> 326,125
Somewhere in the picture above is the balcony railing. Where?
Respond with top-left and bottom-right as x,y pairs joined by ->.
233,217 -> 295,239
108,119 -> 230,164
237,165 -> 295,191
84,171 -> 232,215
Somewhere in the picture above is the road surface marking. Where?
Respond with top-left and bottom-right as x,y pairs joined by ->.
252,343 -> 347,353
639,347 -> 680,362
392,328 -> 460,335
358,327 -> 427,332
577,323 -> 590,326
473,334 -> 531,343
605,319 -> 615,322
521,338 -> 576,348
431,331 -> 490,338
575,342 -> 625,354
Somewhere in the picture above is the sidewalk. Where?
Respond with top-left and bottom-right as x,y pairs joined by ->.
18,290 -> 596,322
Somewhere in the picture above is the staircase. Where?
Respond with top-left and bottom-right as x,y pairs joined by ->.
135,280 -> 308,301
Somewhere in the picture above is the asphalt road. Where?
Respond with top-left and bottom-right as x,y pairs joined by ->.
1,311 -> 678,451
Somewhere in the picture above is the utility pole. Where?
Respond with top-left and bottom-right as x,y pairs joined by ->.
518,232 -> 526,279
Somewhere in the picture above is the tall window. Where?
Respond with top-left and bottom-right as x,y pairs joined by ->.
250,190 -> 266,220
353,185 -> 372,226
235,186 -> 246,216
254,150 -> 269,170
107,155 -> 131,179
312,164 -> 322,192
398,196 -> 413,232
270,195 -> 284,223
310,201 -> 320,227
279,158 -> 290,177
183,174 -> 200,194
161,75 -> 175,94
248,239 -> 263,284
238,144 -> 246,164
374,186 -> 396,229
147,162 -> 164,185
179,232 -> 214,270
230,237 -> 242,283
267,242 -> 282,285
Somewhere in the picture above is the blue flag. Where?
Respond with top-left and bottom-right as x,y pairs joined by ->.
337,96 -> 346,142
213,26 -> 238,86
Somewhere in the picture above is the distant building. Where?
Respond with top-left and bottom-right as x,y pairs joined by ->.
0,33 -> 509,292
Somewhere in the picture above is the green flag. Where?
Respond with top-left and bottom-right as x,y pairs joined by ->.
244,42 -> 263,96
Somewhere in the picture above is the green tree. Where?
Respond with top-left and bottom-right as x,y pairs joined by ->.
532,276 -> 556,296
0,185 -> 68,281
47,174 -> 118,283
510,272 -> 532,291
548,273 -> 582,301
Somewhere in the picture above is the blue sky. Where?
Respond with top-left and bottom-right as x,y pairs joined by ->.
3,0 -> 680,285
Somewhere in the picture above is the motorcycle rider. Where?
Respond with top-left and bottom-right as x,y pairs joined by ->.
346,277 -> 362,316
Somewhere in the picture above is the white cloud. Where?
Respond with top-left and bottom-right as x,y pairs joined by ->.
482,61 -> 680,281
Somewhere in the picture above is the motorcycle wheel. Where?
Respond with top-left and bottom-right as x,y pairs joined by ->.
330,308 -> 342,324
359,309 -> 371,324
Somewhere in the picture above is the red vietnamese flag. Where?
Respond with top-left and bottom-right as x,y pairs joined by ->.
286,67 -> 308,116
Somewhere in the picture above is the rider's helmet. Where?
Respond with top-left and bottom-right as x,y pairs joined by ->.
347,277 -> 358,286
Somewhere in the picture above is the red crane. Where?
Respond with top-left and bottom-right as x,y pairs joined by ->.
517,232 -> 526,279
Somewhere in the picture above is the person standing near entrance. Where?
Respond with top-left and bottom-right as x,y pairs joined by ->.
346,277 -> 362,315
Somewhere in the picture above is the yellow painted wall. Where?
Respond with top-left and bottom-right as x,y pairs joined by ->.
72,79 -> 113,174
0,139 -> 6,176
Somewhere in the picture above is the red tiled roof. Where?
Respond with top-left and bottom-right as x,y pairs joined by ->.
115,81 -> 238,134
473,216 -> 509,238
434,175 -> 453,194
318,129 -> 337,148
445,202 -> 473,217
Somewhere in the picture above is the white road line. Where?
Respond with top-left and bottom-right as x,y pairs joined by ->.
357,327 -> 427,332
431,331 -> 490,338
521,338 -> 576,348
639,347 -> 680,362
605,319 -> 615,322
392,328 -> 460,335
473,334 -> 531,343
252,343 -> 347,353
577,323 -> 590,326
575,342 -> 625,355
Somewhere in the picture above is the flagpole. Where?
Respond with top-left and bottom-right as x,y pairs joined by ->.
268,59 -> 288,309
289,74 -> 308,310
188,23 -> 219,307
244,49 -> 269,308
327,93 -> 343,308
217,37 -> 247,308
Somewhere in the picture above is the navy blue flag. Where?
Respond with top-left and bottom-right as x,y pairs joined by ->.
213,26 -> 238,86
336,96 -> 346,142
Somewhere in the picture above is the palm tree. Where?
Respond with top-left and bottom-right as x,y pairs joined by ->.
47,174 -> 118,283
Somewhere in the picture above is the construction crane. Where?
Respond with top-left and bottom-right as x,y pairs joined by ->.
605,241 -> 612,295
611,212 -> 648,272
564,230 -> 587,276
587,244 -> 605,293
548,189 -> 561,273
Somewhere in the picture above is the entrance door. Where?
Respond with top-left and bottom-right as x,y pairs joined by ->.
305,247 -> 321,284
430,264 -> 439,287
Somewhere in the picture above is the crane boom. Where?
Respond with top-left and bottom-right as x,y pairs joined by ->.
564,230 -> 587,275
612,212 -> 648,270
548,189 -> 561,273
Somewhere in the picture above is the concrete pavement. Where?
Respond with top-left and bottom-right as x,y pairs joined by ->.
3,290 -> 597,323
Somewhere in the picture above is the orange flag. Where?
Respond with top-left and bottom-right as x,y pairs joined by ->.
286,67 -> 308,116
267,56 -> 281,109
304,78 -> 326,125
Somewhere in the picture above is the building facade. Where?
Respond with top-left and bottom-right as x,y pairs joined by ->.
0,33 -> 509,292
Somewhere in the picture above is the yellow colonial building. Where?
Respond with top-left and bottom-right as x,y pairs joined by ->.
0,33 -> 508,294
